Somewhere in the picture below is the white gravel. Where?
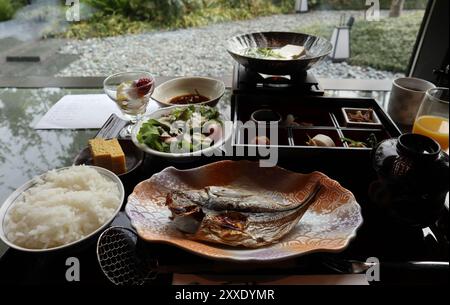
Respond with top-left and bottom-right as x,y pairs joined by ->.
57,11 -> 403,79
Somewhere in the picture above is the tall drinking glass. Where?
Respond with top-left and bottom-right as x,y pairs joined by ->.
413,88 -> 449,152
104,71 -> 155,137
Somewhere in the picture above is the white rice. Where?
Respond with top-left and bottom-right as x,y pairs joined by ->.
4,166 -> 121,249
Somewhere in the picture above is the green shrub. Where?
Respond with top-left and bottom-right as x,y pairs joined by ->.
11,0 -> 28,10
0,0 -> 14,21
0,0 -> 32,21
312,0 -> 428,10
350,11 -> 424,71
64,0 -> 427,40
65,0 -> 295,38
84,0 -> 295,23
63,14 -> 152,39
300,11 -> 425,72
85,0 -> 188,24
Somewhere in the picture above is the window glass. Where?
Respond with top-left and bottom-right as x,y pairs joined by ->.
0,0 -> 427,80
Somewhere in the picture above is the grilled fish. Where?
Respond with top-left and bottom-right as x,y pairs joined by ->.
171,185 -> 314,213
166,184 -> 322,248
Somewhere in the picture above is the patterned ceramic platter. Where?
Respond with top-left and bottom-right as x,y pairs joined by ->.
126,160 -> 363,262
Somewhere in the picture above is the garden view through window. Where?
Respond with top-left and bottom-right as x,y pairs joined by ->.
0,0 -> 428,80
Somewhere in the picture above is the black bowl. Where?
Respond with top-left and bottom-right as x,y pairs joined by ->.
226,32 -> 332,75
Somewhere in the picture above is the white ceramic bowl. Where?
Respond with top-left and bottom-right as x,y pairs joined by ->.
152,77 -> 226,108
0,166 -> 125,253
131,105 -> 232,160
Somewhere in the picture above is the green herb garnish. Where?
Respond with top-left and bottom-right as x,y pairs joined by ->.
244,48 -> 285,59
341,133 -> 379,149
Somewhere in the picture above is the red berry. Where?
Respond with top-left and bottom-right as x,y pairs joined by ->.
135,77 -> 153,96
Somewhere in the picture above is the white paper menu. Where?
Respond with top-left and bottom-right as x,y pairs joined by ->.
34,94 -> 125,130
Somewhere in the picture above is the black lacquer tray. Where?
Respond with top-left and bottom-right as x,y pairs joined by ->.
231,94 -> 402,160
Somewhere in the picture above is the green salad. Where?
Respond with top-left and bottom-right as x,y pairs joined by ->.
137,106 -> 223,153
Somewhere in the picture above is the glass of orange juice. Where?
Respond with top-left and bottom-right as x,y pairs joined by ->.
413,88 -> 449,152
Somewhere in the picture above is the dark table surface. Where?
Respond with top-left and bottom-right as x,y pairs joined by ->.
0,87 -> 447,285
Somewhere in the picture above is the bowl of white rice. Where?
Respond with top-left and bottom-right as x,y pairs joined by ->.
0,166 -> 124,252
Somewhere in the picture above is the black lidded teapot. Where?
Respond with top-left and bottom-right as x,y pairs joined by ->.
369,133 -> 449,228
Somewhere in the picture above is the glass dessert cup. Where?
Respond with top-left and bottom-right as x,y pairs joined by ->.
104,71 -> 155,138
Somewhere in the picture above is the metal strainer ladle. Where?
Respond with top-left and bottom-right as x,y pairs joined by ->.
96,226 -> 159,286
97,226 -> 213,285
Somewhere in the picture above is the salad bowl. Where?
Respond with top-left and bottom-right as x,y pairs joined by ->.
131,105 -> 232,160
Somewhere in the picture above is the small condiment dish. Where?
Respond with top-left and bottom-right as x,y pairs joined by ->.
342,107 -> 382,127
251,109 -> 283,125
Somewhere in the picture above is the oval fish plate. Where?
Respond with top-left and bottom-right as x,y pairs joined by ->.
125,160 -> 363,262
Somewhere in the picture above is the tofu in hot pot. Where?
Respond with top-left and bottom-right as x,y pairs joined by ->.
274,45 -> 306,59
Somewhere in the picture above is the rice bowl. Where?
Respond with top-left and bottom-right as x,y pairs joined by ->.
0,166 -> 124,252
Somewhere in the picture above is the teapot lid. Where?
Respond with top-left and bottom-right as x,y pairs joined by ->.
396,133 -> 441,162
